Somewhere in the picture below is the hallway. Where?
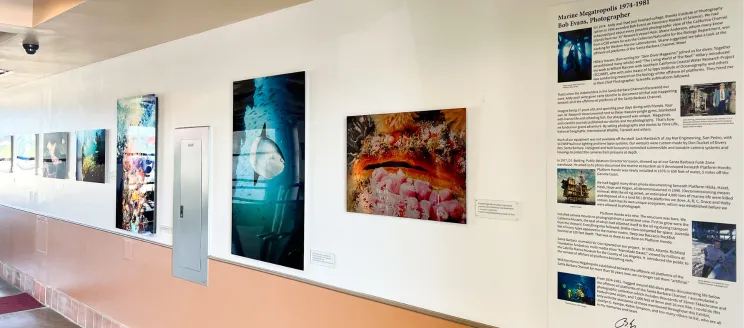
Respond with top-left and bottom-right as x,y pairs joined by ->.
0,279 -> 78,328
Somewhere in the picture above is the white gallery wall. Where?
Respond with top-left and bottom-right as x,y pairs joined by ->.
0,0 -> 564,326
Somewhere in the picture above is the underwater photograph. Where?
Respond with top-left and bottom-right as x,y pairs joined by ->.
42,132 -> 69,179
232,72 -> 305,270
13,134 -> 37,174
558,28 -> 592,83
347,108 -> 467,224
557,272 -> 595,306
116,95 -> 157,234
76,129 -> 106,183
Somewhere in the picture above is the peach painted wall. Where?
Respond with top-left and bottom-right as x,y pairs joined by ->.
0,205 -> 469,328
31,0 -> 84,26
0,0 -> 33,27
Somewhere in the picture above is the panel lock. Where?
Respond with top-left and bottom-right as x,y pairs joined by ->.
180,205 -> 184,218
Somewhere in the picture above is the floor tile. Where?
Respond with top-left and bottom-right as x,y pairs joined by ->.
0,308 -> 80,328
0,279 -> 22,297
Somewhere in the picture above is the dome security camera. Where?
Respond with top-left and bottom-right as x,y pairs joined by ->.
22,34 -> 39,55
22,42 -> 39,55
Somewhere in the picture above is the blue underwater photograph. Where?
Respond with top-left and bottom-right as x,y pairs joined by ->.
557,272 -> 596,306
13,134 -> 36,174
232,72 -> 305,270
558,28 -> 592,83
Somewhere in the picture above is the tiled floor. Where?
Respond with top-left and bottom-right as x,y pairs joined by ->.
0,279 -> 78,328
0,308 -> 79,328
0,279 -> 22,297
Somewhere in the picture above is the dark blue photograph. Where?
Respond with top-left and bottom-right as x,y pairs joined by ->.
232,71 -> 305,270
557,272 -> 595,306
558,28 -> 592,83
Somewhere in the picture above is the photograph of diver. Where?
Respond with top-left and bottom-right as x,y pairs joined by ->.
557,272 -> 596,306
558,28 -> 592,83
681,82 -> 736,116
692,221 -> 736,282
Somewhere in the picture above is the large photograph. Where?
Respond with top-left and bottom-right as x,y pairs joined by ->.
116,95 -> 157,234
76,129 -> 106,183
347,108 -> 467,224
42,132 -> 69,179
13,134 -> 36,174
0,136 -> 10,173
681,82 -> 736,116
692,221 -> 736,282
232,72 -> 305,270
557,168 -> 595,205
558,28 -> 592,83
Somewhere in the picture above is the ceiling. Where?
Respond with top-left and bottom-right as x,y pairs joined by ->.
0,0 -> 33,27
0,0 -> 310,90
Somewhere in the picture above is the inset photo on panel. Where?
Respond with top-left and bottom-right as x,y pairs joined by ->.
558,28 -> 592,83
76,129 -> 106,183
692,221 -> 736,282
116,94 -> 157,235
232,72 -> 305,271
42,132 -> 69,179
681,82 -> 736,116
557,168 -> 595,205
0,136 -> 11,173
557,272 -> 595,306
13,134 -> 37,174
347,108 -> 467,224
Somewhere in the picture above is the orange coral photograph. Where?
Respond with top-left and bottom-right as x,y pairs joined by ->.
347,108 -> 466,224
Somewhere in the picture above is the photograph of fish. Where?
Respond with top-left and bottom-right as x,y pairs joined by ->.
116,95 -> 157,234
42,132 -> 69,179
76,129 -> 106,183
0,136 -> 11,173
13,134 -> 36,174
232,71 -> 305,270
347,108 -> 467,224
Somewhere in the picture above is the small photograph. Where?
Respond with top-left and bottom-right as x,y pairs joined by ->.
347,108 -> 467,224
0,136 -> 11,173
76,129 -> 106,183
42,132 -> 69,179
13,134 -> 36,174
557,272 -> 596,306
557,168 -> 595,205
681,82 -> 736,116
558,28 -> 592,83
692,221 -> 736,282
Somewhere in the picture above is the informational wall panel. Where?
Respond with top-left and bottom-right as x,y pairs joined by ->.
548,0 -> 743,327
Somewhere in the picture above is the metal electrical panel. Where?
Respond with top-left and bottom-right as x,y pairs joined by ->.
172,127 -> 209,285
